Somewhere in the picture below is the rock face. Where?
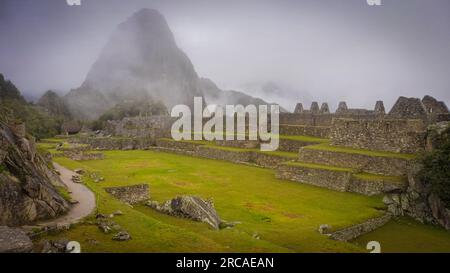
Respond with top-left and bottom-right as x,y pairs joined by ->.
384,123 -> 450,230
0,226 -> 33,253
64,9 -> 271,120
0,122 -> 70,226
147,196 -> 221,229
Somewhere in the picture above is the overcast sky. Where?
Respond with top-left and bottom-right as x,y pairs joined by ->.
0,0 -> 449,111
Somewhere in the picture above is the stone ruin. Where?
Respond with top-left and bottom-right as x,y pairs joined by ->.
422,95 -> 449,115
279,95 -> 449,153
374,101 -> 385,115
104,184 -> 149,205
320,103 -> 330,114
310,102 -> 320,114
335,101 -> 348,114
387,96 -> 429,121
293,103 -> 303,114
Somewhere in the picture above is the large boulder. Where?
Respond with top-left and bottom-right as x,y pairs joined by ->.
0,226 -> 33,253
147,196 -> 221,229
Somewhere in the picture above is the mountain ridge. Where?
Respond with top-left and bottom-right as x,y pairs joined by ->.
64,8 -> 275,120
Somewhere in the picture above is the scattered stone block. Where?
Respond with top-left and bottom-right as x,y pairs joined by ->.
112,231 -> 131,241
146,196 -> 221,229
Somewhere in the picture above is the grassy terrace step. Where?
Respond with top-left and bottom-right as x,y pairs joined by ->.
304,143 -> 416,160
298,143 -> 416,176
278,135 -> 329,143
155,138 -> 297,168
277,161 -> 407,196
158,138 -> 298,158
283,161 -> 353,172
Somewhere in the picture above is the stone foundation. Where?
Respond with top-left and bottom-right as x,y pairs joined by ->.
104,184 -> 149,205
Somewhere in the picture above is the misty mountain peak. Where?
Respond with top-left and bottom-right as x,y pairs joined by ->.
65,9 -> 270,120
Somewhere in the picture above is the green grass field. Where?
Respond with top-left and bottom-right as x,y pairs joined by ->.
37,141 -> 450,253
353,217 -> 450,253
40,149 -> 387,253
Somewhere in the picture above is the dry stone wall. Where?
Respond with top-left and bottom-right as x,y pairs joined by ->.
105,184 -> 149,205
276,164 -> 351,192
298,147 -> 411,176
329,214 -> 392,241
330,118 -> 426,153
280,124 -> 331,138
70,136 -> 155,150
275,164 -> 406,196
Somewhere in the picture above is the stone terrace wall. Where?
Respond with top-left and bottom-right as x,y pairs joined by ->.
276,164 -> 351,192
275,164 -> 406,196
278,138 -> 319,152
280,124 -> 331,138
298,147 -> 411,176
330,214 -> 392,241
330,118 -> 426,153
153,140 -> 294,169
70,136 -> 155,150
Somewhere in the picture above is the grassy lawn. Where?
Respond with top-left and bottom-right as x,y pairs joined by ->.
353,217 -> 450,253
278,135 -> 330,143
40,149 -> 386,253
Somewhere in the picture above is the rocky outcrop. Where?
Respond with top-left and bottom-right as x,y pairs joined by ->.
383,122 -> 450,229
0,226 -> 33,253
384,163 -> 450,230
0,122 -> 70,226
147,196 -> 221,229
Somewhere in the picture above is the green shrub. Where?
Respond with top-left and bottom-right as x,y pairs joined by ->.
419,126 -> 450,208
